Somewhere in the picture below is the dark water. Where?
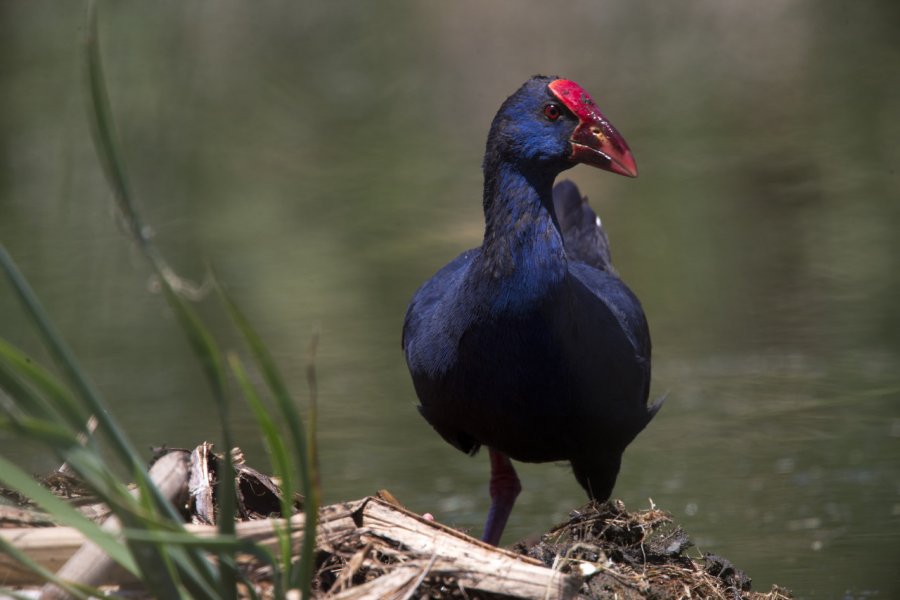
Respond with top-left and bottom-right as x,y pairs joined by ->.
2,2 -> 898,597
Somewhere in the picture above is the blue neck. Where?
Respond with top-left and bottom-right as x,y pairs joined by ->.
476,160 -> 567,312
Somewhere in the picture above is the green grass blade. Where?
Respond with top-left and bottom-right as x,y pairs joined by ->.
0,243 -> 147,480
227,353 -> 294,501
84,4 -> 242,595
120,527 -> 280,600
122,528 -> 283,598
1,415 -> 82,448
0,455 -> 138,575
215,284 -> 317,593
227,352 -> 294,583
0,339 -> 91,433
0,355 -> 73,439
0,245 -> 105,435
156,280 -> 239,600
0,247 -> 192,539
304,332 -> 322,513
82,0 -> 229,529
126,471 -> 202,600
79,3 -> 306,597
0,536 -> 95,600
84,0 -> 151,254
121,529 -> 276,559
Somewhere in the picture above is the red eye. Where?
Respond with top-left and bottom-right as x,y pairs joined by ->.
543,103 -> 562,121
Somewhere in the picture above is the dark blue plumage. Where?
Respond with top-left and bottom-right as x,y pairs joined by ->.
402,76 -> 661,544
553,179 -> 614,271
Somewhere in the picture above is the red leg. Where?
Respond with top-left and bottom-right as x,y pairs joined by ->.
482,448 -> 522,545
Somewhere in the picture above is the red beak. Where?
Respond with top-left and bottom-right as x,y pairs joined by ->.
548,79 -> 638,178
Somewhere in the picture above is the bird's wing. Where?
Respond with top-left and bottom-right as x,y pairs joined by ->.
568,262 -> 652,409
556,182 -> 662,419
402,249 -> 479,366
552,180 -> 613,272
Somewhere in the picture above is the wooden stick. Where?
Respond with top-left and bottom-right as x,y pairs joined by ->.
39,450 -> 191,600
0,502 -> 355,587
356,497 -> 579,599
4,496 -> 578,599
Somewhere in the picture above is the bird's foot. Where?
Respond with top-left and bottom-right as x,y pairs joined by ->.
482,448 -> 522,545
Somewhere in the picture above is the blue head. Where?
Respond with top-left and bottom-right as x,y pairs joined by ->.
484,76 -> 637,180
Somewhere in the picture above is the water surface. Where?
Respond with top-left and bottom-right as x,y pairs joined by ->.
1,2 -> 898,597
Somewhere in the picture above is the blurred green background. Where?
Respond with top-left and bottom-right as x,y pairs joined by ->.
1,1 -> 898,597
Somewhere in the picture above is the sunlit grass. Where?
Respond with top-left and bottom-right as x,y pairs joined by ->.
0,1 -> 319,597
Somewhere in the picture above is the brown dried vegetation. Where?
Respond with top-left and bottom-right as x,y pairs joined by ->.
1,447 -> 792,599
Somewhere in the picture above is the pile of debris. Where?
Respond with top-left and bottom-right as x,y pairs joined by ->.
0,445 -> 792,599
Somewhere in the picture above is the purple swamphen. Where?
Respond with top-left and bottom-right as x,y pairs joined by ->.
402,76 -> 662,545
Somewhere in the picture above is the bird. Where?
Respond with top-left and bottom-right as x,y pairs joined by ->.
402,76 -> 662,546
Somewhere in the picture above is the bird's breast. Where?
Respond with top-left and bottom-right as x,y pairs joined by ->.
406,256 -> 650,463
